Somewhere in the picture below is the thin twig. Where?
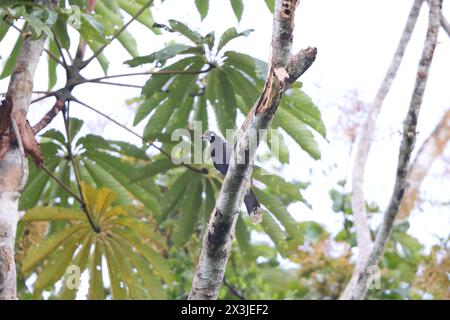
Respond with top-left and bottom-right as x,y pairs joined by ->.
86,65 -> 213,83
83,0 -> 154,67
43,48 -> 65,68
62,103 -> 100,233
71,98 -> 208,175
223,277 -> 246,300
40,164 -> 84,205
85,80 -> 144,89
10,118 -> 28,191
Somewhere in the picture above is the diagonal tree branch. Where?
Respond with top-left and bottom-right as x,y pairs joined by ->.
344,0 -> 442,300
396,109 -> 450,222
343,0 -> 425,299
188,0 -> 317,300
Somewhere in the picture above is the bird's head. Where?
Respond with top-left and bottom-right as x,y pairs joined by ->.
201,130 -> 217,143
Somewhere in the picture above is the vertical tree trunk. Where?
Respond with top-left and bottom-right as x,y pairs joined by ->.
0,23 -> 48,300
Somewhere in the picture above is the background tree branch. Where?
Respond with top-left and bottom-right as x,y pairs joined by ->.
344,0 -> 442,300
343,0 -> 424,300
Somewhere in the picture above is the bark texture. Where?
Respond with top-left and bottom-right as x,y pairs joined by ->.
0,9 -> 48,299
188,0 -> 317,300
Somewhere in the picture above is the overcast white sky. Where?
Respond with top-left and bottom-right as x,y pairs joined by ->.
1,0 -> 449,251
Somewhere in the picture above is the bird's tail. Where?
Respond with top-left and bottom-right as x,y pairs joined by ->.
244,188 -> 262,224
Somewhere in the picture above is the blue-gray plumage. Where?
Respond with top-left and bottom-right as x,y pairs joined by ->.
202,130 -> 261,218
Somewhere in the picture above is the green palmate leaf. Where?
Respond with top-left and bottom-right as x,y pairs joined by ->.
88,238 -> 106,300
21,224 -> 83,275
195,0 -> 209,20
108,237 -> 149,299
264,0 -> 275,13
266,128 -> 290,164
273,107 -> 321,160
0,18 -> 10,41
78,134 -> 148,160
115,236 -> 165,299
254,188 -> 303,242
217,27 -> 253,53
173,174 -> 202,245
33,229 -> 88,294
125,44 -> 190,68
41,129 -> 66,146
165,96 -> 194,133
117,30 -> 139,57
85,151 -> 160,215
23,207 -> 85,221
253,167 -> 302,202
141,57 -> 194,98
223,51 -> 257,79
83,159 -> 133,206
167,58 -> 204,105
222,65 -> 258,106
194,94 -> 208,128
113,227 -> 173,284
168,19 -> 202,44
284,89 -> 326,137
47,38 -> 60,90
205,68 -> 219,106
143,99 -> 176,140
235,215 -> 254,263
230,0 -> 244,21
130,157 -> 177,182
203,178 -> 217,222
0,35 -> 23,79
299,221 -> 325,243
113,216 -> 166,248
52,15 -> 71,49
216,71 -> 237,134
20,159 -> 59,210
117,0 -> 157,30
58,233 -> 92,299
102,239 -> 128,299
134,94 -> 167,125
160,170 -> 195,220
260,211 -> 289,257
68,118 -> 84,140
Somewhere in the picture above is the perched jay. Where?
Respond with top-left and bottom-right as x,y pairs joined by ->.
202,130 -> 261,222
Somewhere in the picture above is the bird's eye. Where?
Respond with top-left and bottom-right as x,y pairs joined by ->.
210,135 -> 215,142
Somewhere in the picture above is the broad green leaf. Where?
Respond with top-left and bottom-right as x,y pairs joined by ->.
215,71 -> 237,134
125,44 -> 190,68
194,94 -> 208,129
103,239 -> 128,299
173,174 -> 202,245
160,170 -> 195,220
254,188 -> 303,242
141,57 -> 194,98
117,0 -> 157,30
52,14 -> 70,49
0,35 -> 23,79
108,237 -> 148,299
217,27 -> 253,53
222,65 -> 258,106
169,19 -> 202,44
113,216 -> 166,248
260,211 -> 289,257
130,157 -> 177,182
273,107 -> 321,160
23,207 -> 85,221
0,18 -> 10,41
21,224 -> 82,274
230,0 -> 244,21
143,99 -> 176,140
266,128 -> 290,164
223,51 -> 257,79
235,215 -> 254,262
253,167 -> 302,202
117,30 -> 139,57
195,0 -> 209,20
33,229 -> 88,293
284,90 -> 326,137
134,95 -> 166,125
88,238 -> 106,300
264,0 -> 275,13
47,38 -> 60,90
